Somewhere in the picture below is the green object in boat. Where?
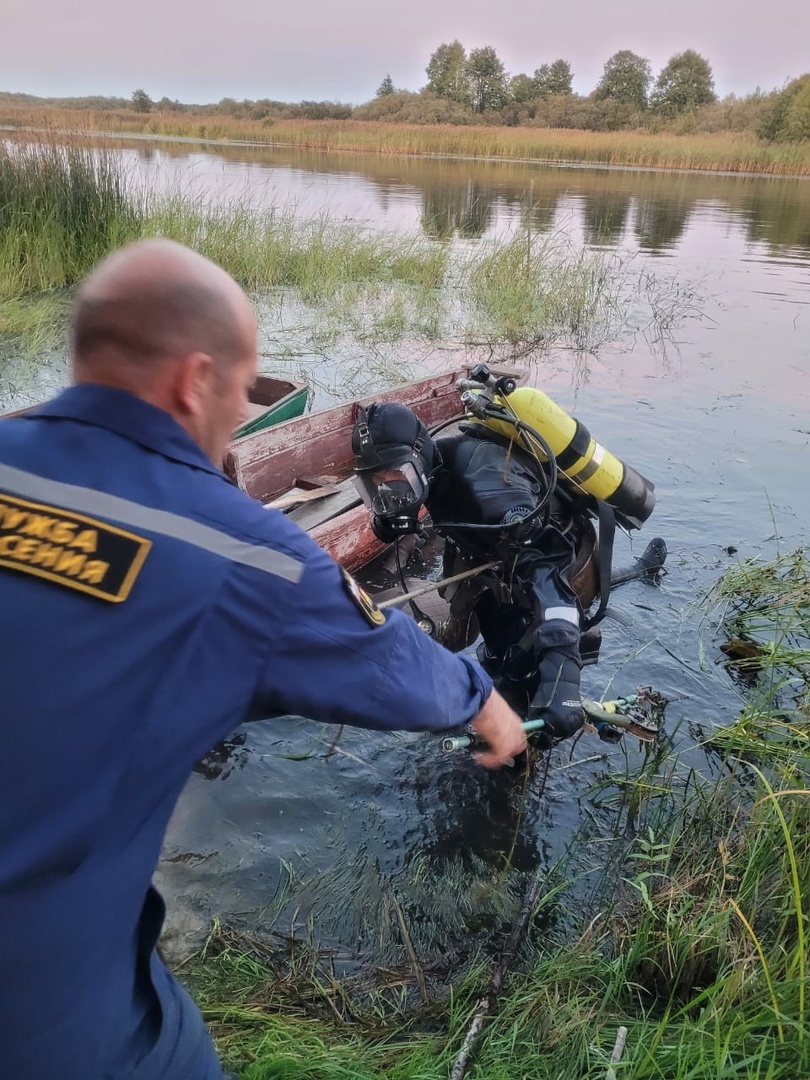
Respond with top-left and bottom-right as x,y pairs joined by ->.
233,384 -> 309,439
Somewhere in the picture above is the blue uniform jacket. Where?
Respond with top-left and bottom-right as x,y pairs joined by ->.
0,385 -> 492,1079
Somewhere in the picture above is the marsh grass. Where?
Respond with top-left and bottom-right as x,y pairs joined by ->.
6,107 -> 810,175
187,789 -> 810,1078
0,294 -> 69,354
0,139 -> 449,368
0,141 -> 447,304
148,198 -> 448,301
467,233 -> 624,350
0,140 -> 140,299
182,551 -> 810,1078
464,231 -> 704,353
1,136 -> 703,388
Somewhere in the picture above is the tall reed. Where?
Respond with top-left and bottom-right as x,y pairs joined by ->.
0,140 -> 141,299
5,107 -> 810,175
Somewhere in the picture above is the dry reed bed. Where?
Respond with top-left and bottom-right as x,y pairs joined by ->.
4,107 -> 810,176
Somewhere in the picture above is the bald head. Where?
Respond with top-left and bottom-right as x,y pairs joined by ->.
71,240 -> 259,464
72,239 -> 253,379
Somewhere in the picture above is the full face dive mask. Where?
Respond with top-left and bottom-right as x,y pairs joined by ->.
352,404 -> 435,536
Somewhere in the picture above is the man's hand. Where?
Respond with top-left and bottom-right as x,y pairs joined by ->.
469,689 -> 527,768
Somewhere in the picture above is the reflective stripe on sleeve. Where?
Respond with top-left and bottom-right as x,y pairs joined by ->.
0,462 -> 304,584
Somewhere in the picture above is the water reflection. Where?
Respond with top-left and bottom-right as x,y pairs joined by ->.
98,135 -> 810,257
744,189 -> 810,252
634,194 -> 692,252
415,757 -> 546,874
582,191 -> 631,247
421,181 -> 496,240
519,193 -> 559,236
26,130 -> 810,255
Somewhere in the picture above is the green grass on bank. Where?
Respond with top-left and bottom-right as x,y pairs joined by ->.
181,549 -> 810,1079
4,107 -> 810,176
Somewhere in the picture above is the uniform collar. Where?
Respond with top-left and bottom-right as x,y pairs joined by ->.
29,384 -> 226,478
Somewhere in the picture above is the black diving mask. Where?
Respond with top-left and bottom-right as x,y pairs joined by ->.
354,460 -> 428,521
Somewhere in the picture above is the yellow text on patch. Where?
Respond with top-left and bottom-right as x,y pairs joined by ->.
0,493 -> 151,602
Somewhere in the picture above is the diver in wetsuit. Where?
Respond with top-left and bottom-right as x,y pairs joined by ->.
352,402 -> 595,741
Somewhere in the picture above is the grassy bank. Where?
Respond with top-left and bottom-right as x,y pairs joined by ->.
0,138 -> 700,376
179,549 -> 810,1079
4,107 -> 810,176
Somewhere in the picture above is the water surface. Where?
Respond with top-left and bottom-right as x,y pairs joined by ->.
4,139 -> 809,963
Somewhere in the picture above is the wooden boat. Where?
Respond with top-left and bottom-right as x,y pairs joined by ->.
232,375 -> 309,440
2,373 -> 309,454
224,366 -> 487,573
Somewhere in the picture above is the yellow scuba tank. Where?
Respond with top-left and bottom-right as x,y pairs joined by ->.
476,385 -> 655,530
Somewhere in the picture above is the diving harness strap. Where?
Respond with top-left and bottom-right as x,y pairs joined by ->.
582,499 -> 615,632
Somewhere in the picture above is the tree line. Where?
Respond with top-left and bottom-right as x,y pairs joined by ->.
412,43 -> 714,116
2,45 -> 807,142
365,44 -> 807,139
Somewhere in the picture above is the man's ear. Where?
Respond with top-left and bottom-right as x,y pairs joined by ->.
173,352 -> 215,416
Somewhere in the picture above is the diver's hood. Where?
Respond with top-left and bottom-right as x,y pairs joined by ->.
352,402 -> 439,476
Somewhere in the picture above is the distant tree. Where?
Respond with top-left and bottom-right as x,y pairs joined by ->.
595,50 -> 652,110
534,59 -> 573,97
353,90 -> 474,124
297,100 -> 352,120
651,50 -> 716,115
156,96 -> 177,111
376,74 -> 395,98
509,73 -> 537,103
759,73 -> 810,140
783,77 -> 810,140
466,46 -> 508,112
425,41 -> 469,103
130,88 -> 153,113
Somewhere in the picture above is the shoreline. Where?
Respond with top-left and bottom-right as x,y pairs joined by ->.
4,117 -> 810,179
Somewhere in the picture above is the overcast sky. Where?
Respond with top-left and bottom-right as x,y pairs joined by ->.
2,0 -> 807,104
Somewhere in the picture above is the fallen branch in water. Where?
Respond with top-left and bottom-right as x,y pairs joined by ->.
450,873 -> 544,1080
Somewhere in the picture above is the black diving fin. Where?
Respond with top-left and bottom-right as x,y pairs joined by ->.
609,537 -> 667,588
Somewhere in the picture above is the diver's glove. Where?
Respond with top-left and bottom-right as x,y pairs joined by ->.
528,620 -> 584,740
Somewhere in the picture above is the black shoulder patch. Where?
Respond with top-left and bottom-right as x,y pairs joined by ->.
0,491 -> 151,602
341,567 -> 386,627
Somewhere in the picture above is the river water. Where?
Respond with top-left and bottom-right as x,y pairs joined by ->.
6,139 -> 810,964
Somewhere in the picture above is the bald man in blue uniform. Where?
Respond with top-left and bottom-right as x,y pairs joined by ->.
0,240 -> 526,1079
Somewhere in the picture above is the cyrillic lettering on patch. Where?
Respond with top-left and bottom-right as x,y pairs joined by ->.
0,492 -> 151,602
